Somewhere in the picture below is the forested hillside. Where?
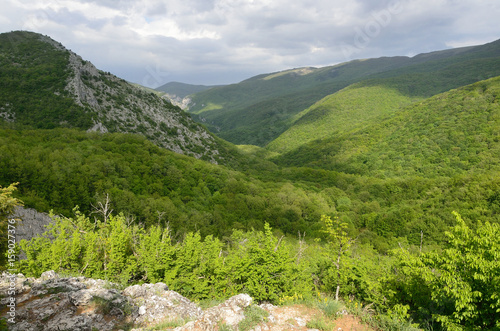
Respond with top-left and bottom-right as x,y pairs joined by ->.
0,126 -> 333,238
186,39 -> 500,146
1,31 -> 499,330
271,76 -> 500,178
267,83 -> 421,154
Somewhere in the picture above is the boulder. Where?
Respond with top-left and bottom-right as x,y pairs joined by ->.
124,282 -> 202,326
1,271 -> 283,331
175,293 -> 253,330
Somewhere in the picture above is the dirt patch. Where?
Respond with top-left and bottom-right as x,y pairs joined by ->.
334,314 -> 375,331
257,304 -> 375,331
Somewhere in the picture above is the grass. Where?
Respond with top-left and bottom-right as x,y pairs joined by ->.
277,293 -> 348,330
279,292 -> 345,319
316,299 -> 345,319
345,300 -> 420,331
144,318 -> 188,330
88,294 -> 133,317
277,292 -> 420,331
89,296 -> 116,315
196,298 -> 226,309
238,305 -> 269,331
217,320 -> 234,331
306,315 -> 336,330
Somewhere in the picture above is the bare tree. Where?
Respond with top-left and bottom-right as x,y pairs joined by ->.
296,231 -> 307,264
91,193 -> 113,224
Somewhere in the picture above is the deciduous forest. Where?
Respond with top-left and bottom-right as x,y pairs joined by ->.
1,31 -> 500,330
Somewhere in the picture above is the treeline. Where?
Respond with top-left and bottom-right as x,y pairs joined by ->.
18,210 -> 311,303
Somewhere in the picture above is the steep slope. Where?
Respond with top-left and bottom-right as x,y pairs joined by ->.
272,76 -> 500,178
0,31 -> 223,162
188,39 -> 500,146
0,126 -> 333,237
267,83 -> 421,154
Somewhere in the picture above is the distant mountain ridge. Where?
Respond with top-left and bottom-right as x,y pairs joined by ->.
185,38 -> 500,146
156,81 -> 220,98
0,31 -> 225,162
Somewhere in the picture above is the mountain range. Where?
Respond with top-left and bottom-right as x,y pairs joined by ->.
2,30 -> 500,331
180,38 -> 500,147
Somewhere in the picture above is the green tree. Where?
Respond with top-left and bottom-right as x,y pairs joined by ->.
166,232 -> 227,299
228,223 -> 296,303
137,224 -> 174,283
386,212 -> 500,330
321,214 -> 355,301
0,183 -> 23,270
106,214 -> 135,283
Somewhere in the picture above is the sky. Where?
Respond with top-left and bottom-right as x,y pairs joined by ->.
1,0 -> 499,87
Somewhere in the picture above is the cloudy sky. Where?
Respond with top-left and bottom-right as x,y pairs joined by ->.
1,0 -> 499,87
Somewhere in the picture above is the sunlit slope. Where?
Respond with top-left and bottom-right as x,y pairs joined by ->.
187,39 -> 500,146
267,84 -> 420,154
271,76 -> 500,178
189,57 -> 411,116
187,57 -> 413,146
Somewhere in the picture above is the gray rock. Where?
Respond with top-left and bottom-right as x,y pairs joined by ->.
175,293 -> 253,330
39,270 -> 58,280
10,206 -> 54,243
124,282 -> 202,325
0,270 -> 265,331
63,47 -> 222,162
295,317 -> 306,327
0,272 -> 30,303
0,272 -> 132,331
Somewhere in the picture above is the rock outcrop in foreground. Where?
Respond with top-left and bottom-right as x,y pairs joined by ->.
1,270 -> 203,330
0,271 -> 323,331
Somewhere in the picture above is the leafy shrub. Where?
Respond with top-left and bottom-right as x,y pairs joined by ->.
385,212 -> 500,330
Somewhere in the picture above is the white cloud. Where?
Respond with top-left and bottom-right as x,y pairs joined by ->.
1,0 -> 500,86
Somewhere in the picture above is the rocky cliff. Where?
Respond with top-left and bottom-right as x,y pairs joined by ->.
63,50 -> 221,162
10,207 -> 53,243
0,271 -> 327,331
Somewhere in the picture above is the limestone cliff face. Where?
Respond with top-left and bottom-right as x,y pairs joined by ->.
11,207 -> 53,243
162,93 -> 193,110
62,48 -> 221,162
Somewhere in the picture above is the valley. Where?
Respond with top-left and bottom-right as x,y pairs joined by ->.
1,30 -> 499,330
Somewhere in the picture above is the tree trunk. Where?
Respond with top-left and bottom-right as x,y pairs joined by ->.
335,245 -> 342,301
